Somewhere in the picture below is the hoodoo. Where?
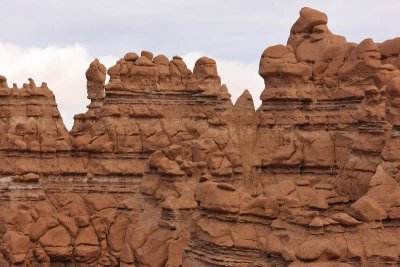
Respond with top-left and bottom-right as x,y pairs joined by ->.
1,7 -> 400,267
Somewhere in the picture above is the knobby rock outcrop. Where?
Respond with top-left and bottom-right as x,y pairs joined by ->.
2,6 -> 400,267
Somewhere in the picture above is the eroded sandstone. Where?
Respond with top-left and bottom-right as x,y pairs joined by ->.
1,6 -> 400,267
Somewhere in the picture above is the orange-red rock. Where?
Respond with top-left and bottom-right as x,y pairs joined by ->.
2,6 -> 400,267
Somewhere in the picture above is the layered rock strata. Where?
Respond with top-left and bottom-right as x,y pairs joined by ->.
253,8 -> 390,198
70,53 -> 236,180
183,7 -> 400,267
0,52 -> 244,266
0,77 -> 77,177
2,6 -> 400,267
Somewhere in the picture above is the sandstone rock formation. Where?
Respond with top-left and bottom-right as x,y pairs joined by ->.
1,6 -> 400,267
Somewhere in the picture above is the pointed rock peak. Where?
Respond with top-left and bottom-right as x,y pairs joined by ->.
218,84 -> 231,100
357,38 -> 379,53
234,89 -> 255,110
87,58 -> 107,77
28,78 -> 36,88
241,89 -> 253,100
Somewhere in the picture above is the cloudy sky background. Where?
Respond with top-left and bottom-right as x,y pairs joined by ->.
0,0 -> 399,129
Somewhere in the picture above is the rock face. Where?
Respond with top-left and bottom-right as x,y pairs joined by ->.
1,6 -> 400,267
0,77 -> 75,177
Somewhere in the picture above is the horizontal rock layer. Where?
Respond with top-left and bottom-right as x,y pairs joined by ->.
2,6 -> 400,267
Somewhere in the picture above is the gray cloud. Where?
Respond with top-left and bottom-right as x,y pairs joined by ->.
1,0 -> 399,62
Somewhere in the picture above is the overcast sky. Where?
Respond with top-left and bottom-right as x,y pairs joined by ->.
0,0 -> 399,129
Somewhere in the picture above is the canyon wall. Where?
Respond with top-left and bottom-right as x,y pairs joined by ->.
2,7 -> 400,267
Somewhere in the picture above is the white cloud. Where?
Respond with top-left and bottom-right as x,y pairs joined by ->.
0,43 -> 117,129
0,43 -> 264,130
183,52 -> 264,109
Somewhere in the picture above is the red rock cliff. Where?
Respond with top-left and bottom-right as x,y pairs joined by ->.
2,7 -> 400,267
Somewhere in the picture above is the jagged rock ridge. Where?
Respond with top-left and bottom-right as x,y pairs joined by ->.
2,6 -> 400,267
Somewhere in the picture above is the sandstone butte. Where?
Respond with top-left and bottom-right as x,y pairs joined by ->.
2,6 -> 400,267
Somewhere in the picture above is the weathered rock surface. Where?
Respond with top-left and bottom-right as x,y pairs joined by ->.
1,6 -> 400,267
